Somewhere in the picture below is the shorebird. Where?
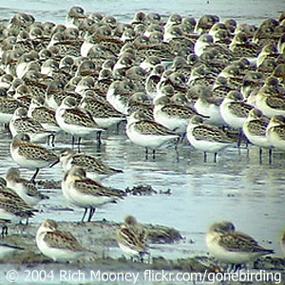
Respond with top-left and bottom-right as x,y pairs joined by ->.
6,167 -> 49,206
0,95 -> 22,125
55,96 -> 104,149
117,215 -> 149,262
0,178 -> 36,225
36,219 -> 90,262
9,107 -> 53,143
187,116 -> 236,162
206,221 -> 274,271
10,134 -> 58,182
62,167 -> 124,222
59,148 -> 123,179
153,96 -> 202,134
243,109 -> 271,163
255,77 -> 285,118
80,93 -> 126,130
126,110 -> 179,159
266,115 -> 285,152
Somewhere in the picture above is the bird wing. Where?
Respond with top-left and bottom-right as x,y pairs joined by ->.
161,105 -> 197,118
63,108 -> 96,127
272,126 -> 285,140
192,125 -> 235,143
18,142 -> 57,162
74,178 -> 123,198
134,120 -> 177,136
71,154 -> 114,173
219,232 -> 273,253
247,120 -> 267,136
31,107 -> 57,125
266,96 -> 285,110
117,226 -> 147,253
43,230 -> 84,251
228,102 -> 252,118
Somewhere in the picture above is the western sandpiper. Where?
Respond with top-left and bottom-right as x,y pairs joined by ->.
62,167 -> 124,222
59,148 -> 123,178
55,96 -> 104,148
243,109 -> 271,163
6,167 -> 49,206
9,107 -> 53,142
266,115 -> 285,151
10,134 -> 58,182
187,116 -> 236,162
126,110 -> 179,159
36,219 -> 89,262
117,215 -> 149,262
206,221 -> 274,271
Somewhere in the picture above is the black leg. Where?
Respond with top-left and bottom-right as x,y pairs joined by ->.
269,148 -> 272,164
50,134 -> 55,147
87,207 -> 96,222
116,121 -> 121,135
152,149 -> 155,160
97,131 -> 102,146
30,168 -> 40,183
213,152 -> 217,163
203,152 -> 207,163
236,129 -> 243,148
1,225 -> 8,238
259,147 -> 262,164
72,136 -> 75,149
81,208 -> 88,222
78,137 -> 82,153
145,148 -> 148,160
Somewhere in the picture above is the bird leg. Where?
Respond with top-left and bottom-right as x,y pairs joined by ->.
259,147 -> 263,164
97,131 -> 102,146
269,148 -> 273,164
87,207 -> 96,222
71,136 -> 75,149
30,168 -> 40,184
152,149 -> 156,160
203,152 -> 207,163
1,225 -> 8,238
77,137 -> 82,153
81,208 -> 88,222
145,148 -> 149,160
213,152 -> 217,163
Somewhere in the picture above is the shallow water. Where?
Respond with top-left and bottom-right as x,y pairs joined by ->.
1,126 -> 285,258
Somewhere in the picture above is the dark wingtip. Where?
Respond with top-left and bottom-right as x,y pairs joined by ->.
49,158 -> 60,168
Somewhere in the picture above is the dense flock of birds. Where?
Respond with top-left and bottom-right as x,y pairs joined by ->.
0,6 -> 284,272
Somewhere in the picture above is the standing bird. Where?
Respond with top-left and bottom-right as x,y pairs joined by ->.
126,110 -> 179,159
56,96 -> 104,150
59,148 -> 123,179
242,109 -> 271,163
187,116 -> 236,162
206,221 -> 274,271
62,167 -> 124,222
6,168 -> 49,206
10,134 -> 58,183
